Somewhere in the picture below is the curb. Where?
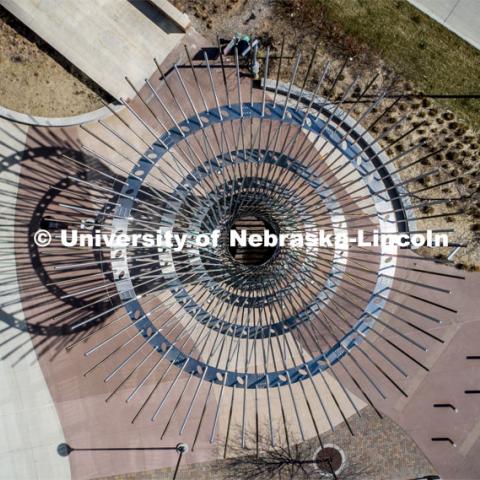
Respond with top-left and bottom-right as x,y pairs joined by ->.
0,101 -> 122,127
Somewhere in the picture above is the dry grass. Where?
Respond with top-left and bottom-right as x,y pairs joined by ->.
300,0 -> 480,129
0,5 -> 111,116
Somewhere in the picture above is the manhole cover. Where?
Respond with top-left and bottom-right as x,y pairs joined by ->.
315,445 -> 345,474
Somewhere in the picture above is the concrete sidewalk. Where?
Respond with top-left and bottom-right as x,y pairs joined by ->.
0,0 -> 189,100
0,119 -> 70,480
409,0 -> 480,50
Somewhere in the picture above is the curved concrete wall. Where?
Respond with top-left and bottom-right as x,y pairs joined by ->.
0,103 -> 121,127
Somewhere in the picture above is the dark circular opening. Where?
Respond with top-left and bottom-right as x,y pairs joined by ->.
315,446 -> 343,474
228,215 -> 278,266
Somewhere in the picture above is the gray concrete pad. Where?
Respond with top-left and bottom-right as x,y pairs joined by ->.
409,0 -> 480,50
0,0 -> 188,100
0,119 -> 70,480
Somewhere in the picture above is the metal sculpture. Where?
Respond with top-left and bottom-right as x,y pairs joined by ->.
49,41 -> 464,454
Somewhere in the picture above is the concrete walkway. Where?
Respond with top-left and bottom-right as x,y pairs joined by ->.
0,0 -> 189,100
408,0 -> 480,50
0,119 -> 70,480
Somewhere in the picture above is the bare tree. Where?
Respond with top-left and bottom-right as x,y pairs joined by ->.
223,425 -> 374,480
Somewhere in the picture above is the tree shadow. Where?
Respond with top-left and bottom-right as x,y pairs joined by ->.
223,423 -> 375,480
